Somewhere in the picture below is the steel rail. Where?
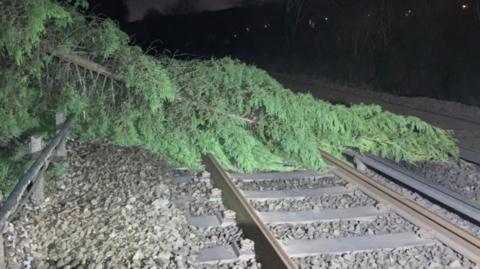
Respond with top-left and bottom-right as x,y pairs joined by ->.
202,154 -> 298,269
321,151 -> 480,264
344,149 -> 480,223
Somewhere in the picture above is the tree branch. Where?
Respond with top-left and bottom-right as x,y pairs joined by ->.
54,52 -> 257,124
54,52 -> 121,81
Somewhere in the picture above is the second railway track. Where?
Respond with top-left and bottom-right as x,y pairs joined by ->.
190,153 -> 480,269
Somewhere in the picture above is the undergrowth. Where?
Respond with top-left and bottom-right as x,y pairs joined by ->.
0,144 -> 32,195
0,0 -> 459,194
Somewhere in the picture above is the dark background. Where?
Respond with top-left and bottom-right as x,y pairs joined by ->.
88,0 -> 480,106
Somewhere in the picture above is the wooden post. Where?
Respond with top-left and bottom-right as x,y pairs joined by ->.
30,136 -> 43,160
30,136 -> 45,205
55,113 -> 67,157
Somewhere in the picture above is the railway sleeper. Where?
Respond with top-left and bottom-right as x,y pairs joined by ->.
189,206 -> 389,227
283,232 -> 436,257
231,171 -> 335,182
194,241 -> 256,265
242,186 -> 354,201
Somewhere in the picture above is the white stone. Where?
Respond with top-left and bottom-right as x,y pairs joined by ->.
152,199 -> 168,209
132,250 -> 144,261
449,260 -> 463,268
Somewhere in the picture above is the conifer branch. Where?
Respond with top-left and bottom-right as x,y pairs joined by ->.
56,52 -> 258,124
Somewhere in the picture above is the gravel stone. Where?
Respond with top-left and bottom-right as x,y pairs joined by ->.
402,160 -> 480,202
193,259 -> 261,269
269,214 -> 417,240
2,141 -> 260,268
194,225 -> 244,248
172,181 -> 213,200
251,192 -> 377,212
363,166 -> 480,238
237,175 -> 346,191
188,200 -> 225,216
293,244 -> 475,269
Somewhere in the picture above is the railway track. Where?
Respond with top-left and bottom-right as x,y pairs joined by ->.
345,149 -> 480,224
184,153 -> 480,268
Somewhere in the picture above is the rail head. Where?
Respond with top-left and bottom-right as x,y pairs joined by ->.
0,116 -> 74,231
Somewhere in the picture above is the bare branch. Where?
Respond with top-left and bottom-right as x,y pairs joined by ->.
55,52 -> 121,81
226,114 -> 257,124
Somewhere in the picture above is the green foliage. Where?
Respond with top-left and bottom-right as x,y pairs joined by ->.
0,144 -> 32,195
0,0 -> 71,64
0,76 -> 39,138
164,58 -> 458,170
0,0 -> 459,194
49,162 -> 66,178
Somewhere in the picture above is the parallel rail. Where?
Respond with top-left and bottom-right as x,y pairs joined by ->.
345,149 -> 480,223
203,153 -> 480,268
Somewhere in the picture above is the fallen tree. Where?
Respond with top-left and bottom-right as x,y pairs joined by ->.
0,0 -> 458,192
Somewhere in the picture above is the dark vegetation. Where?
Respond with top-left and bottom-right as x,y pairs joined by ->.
125,0 -> 480,106
0,0 -> 459,194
